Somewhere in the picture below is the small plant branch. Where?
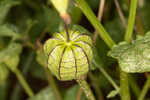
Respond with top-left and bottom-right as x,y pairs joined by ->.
120,0 -> 137,100
124,0 -> 138,42
93,0 -> 105,43
120,71 -> 130,100
138,74 -> 150,100
10,52 -> 35,100
76,76 -> 96,100
114,0 -> 144,35
93,60 -> 120,91
97,0 -> 105,21
99,67 -> 120,91
114,0 -> 127,29
76,0 -> 115,49
13,69 -> 34,97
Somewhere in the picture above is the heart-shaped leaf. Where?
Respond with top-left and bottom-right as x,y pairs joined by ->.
108,31 -> 150,73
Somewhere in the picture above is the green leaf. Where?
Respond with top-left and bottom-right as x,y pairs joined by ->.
0,63 -> 9,85
36,47 -> 47,67
64,85 -> 86,100
0,0 -> 20,24
108,31 -> 150,73
28,86 -> 56,100
107,89 -> 120,98
0,42 -> 22,71
0,25 -> 21,39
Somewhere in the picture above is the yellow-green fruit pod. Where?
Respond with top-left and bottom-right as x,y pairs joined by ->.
43,30 -> 93,81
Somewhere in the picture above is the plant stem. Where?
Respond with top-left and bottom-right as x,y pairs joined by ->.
76,0 -> 115,48
93,0 -> 105,43
138,75 -> 150,100
93,60 -> 120,91
10,51 -> 35,100
120,0 -> 137,100
120,71 -> 130,100
76,77 -> 95,100
100,67 -> 120,91
114,3 -> 132,98
114,0 -> 126,29
124,0 -> 138,42
14,69 -> 34,97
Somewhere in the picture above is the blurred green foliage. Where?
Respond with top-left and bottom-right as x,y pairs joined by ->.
0,0 -> 150,100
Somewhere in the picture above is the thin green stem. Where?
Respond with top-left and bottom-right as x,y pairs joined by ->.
76,77 -> 95,100
76,0 -> 115,49
120,0 -> 138,100
93,60 -> 120,91
10,51 -> 35,100
120,71 -> 130,100
138,75 -> 150,100
124,0 -> 138,42
100,67 -> 120,91
14,69 -> 34,97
